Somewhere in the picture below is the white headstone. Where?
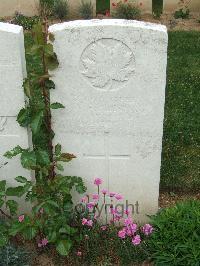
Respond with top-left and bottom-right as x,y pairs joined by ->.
49,19 -> 168,222
0,23 -> 29,189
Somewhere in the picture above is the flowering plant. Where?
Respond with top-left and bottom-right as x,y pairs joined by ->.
112,0 -> 142,20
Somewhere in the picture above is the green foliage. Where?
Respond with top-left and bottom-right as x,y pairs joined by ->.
174,8 -> 190,19
152,0 -> 163,19
147,200 -> 200,265
53,0 -> 69,21
112,1 -> 141,20
39,0 -> 55,17
161,32 -> 200,192
0,243 -> 31,266
0,20 -> 86,257
79,1 -> 94,20
11,12 -> 39,30
96,0 -> 110,14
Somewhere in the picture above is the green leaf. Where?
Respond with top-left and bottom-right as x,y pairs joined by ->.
17,107 -> 31,127
6,186 -> 25,197
45,53 -> 59,70
32,23 -> 44,45
4,146 -> 23,159
0,199 -> 4,208
22,226 -> 37,240
45,79 -> 55,90
55,144 -> 62,156
56,239 -> 72,256
0,180 -> 6,192
31,110 -> 44,135
15,176 -> 28,183
6,200 -> 18,215
56,164 -> 64,172
0,233 -> 8,247
50,102 -> 65,109
36,150 -> 50,166
58,153 -> 76,162
59,225 -> 77,235
21,150 -> 36,169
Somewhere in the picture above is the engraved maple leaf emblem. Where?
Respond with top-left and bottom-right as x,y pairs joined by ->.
80,39 -> 135,91
0,117 -> 7,132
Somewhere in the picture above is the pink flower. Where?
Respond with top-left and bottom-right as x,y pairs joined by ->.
124,217 -> 133,226
77,251 -> 82,256
92,194 -> 99,201
115,193 -> 123,200
81,196 -> 87,203
87,220 -> 93,227
41,238 -> 48,246
142,224 -> 153,236
38,238 -> 48,248
94,178 -> 102,186
105,10 -> 110,17
18,215 -> 24,223
101,189 -> 108,195
114,214 -> 122,221
82,218 -> 88,225
87,202 -> 95,210
118,229 -> 126,239
124,209 -> 130,216
132,235 -> 141,245
101,225 -> 107,231
109,192 -> 115,197
130,223 -> 137,233
110,207 -> 116,215
112,3 -> 116,7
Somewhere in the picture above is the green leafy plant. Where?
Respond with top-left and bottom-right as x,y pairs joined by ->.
147,200 -> 200,265
174,0 -> 190,19
0,243 -> 31,266
53,0 -> 69,21
79,1 -> 93,20
11,12 -> 39,30
39,0 -> 55,17
112,0 -> 141,20
152,0 -> 163,19
0,11 -> 86,256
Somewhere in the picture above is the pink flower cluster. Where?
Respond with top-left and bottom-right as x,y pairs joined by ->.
118,217 -> 153,246
82,218 -> 93,227
38,238 -> 48,248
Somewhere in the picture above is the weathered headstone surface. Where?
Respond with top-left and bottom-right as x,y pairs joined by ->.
49,19 -> 168,222
0,23 -> 29,188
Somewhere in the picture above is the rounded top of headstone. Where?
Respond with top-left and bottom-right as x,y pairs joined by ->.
49,19 -> 167,34
0,22 -> 23,34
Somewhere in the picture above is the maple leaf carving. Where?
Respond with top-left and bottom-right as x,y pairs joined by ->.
80,39 -> 135,91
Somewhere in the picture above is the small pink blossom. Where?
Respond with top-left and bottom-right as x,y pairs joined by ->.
82,218 -> 88,225
18,215 -> 24,223
94,178 -> 102,186
87,220 -> 93,227
92,194 -> 99,201
114,214 -> 122,221
130,223 -> 137,233
115,193 -> 123,200
109,192 -> 115,197
87,202 -> 96,210
118,229 -> 126,239
101,225 -> 107,231
101,189 -> 108,195
132,235 -> 141,245
77,251 -> 82,256
81,196 -> 87,203
110,207 -> 116,215
124,209 -> 130,216
38,238 -> 48,248
124,217 -> 133,226
142,224 -> 153,236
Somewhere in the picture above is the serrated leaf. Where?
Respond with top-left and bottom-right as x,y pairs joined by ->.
45,53 -> 59,70
6,186 -> 25,197
17,107 -> 31,127
4,146 -> 23,159
58,153 -> 76,162
55,144 -> 62,156
36,150 -> 50,166
21,150 -> 36,170
56,239 -> 72,256
31,110 -> 44,135
6,200 -> 18,215
15,176 -> 28,183
50,102 -> 65,109
56,164 -> 64,171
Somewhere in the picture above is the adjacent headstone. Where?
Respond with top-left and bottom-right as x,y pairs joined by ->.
49,19 -> 168,222
0,23 -> 30,190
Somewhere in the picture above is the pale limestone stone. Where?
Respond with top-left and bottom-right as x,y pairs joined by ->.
49,19 -> 168,222
0,23 -> 30,192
